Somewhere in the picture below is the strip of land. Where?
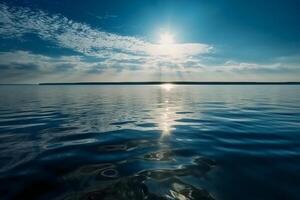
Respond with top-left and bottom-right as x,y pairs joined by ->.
39,82 -> 300,85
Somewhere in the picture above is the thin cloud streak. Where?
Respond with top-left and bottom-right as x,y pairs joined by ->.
1,51 -> 296,74
0,3 -> 212,68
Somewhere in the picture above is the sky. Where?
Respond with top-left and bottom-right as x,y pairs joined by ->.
0,0 -> 300,83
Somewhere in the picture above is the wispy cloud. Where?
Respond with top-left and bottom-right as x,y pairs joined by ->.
93,13 -> 118,20
0,3 -> 211,68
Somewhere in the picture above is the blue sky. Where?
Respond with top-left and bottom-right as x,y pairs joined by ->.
0,0 -> 300,83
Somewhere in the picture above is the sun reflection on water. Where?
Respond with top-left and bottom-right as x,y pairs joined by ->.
161,83 -> 174,92
159,84 -> 176,136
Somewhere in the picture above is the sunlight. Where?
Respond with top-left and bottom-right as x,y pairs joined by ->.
161,83 -> 174,91
158,83 -> 176,136
145,30 -> 210,58
159,32 -> 174,45
148,32 -> 181,57
157,32 -> 177,57
160,104 -> 173,136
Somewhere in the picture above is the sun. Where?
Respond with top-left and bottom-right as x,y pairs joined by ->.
148,31 -> 181,57
159,32 -> 175,45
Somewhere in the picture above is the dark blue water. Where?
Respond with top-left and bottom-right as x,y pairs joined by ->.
0,85 -> 300,200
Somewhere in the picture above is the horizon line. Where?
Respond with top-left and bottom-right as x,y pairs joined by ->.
37,81 -> 300,85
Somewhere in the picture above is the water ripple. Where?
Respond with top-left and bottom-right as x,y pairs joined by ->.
0,85 -> 300,199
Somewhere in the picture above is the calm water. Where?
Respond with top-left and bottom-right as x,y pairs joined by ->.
0,85 -> 300,200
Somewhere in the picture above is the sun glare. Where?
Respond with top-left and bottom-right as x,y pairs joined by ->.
159,32 -> 174,45
150,32 -> 180,57
161,83 -> 174,91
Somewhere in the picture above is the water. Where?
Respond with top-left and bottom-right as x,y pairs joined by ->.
0,85 -> 300,200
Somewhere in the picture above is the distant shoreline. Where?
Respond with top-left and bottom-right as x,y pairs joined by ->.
38,82 -> 300,85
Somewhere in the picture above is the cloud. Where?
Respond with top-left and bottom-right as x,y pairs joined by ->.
0,50 -> 299,83
0,3 -> 299,83
216,60 -> 300,74
3,50 -> 146,74
0,50 -> 110,83
0,3 -> 212,70
94,14 -> 118,20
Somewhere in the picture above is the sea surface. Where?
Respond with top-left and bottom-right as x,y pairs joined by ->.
0,85 -> 300,200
